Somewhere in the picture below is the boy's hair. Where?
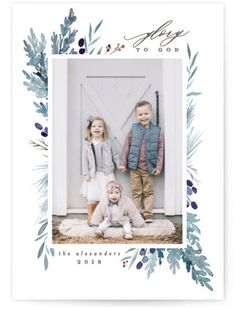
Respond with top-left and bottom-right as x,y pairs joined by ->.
85,116 -> 109,141
134,100 -> 153,112
106,180 -> 123,194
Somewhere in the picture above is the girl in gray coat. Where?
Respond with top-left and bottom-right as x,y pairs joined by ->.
91,180 -> 145,239
80,116 -> 121,225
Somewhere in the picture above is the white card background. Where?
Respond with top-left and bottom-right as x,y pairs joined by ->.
10,1 -> 224,301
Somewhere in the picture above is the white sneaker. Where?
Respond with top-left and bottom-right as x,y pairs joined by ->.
94,228 -> 103,237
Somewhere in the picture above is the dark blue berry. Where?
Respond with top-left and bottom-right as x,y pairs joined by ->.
78,38 -> 85,47
79,48 -> 86,54
149,248 -> 156,254
192,187 -> 197,193
187,180 -> 193,187
35,123 -> 43,130
44,127 -> 48,134
191,201 -> 198,209
41,131 -> 48,137
139,249 -> 146,256
136,261 -> 143,269
142,256 -> 148,263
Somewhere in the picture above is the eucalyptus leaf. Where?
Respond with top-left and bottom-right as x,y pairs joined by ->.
35,232 -> 48,242
94,20 -> 103,33
124,248 -> 136,254
187,79 -> 194,89
89,48 -> 95,55
50,248 -> 55,256
188,66 -> 198,82
128,249 -> 139,270
89,37 -> 101,46
97,46 -> 103,55
39,218 -> 48,224
89,23 -> 92,42
44,254 -> 48,270
190,52 -> 199,69
45,245 -> 50,254
120,256 -> 132,262
205,282 -> 213,291
37,242 -> 45,258
38,221 -> 48,236
187,92 -> 202,97
187,43 -> 191,59
84,37 -> 88,53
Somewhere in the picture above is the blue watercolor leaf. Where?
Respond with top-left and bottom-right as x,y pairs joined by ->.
50,248 -> 55,256
190,51 -> 199,69
89,23 -> 92,42
37,242 -> 45,258
187,43 -> 191,59
35,233 -> 48,242
187,92 -> 202,97
44,254 -> 48,270
90,36 -> 101,46
97,46 -> 103,55
94,20 -> 103,33
128,249 -> 139,270
38,221 -> 48,236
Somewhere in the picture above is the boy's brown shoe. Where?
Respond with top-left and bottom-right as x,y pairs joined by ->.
144,214 -> 153,223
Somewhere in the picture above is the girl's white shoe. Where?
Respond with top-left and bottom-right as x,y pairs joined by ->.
124,233 -> 133,240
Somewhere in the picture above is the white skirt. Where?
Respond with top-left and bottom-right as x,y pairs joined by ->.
80,171 -> 115,202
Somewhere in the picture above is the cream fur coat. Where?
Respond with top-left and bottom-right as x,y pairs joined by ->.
91,195 -> 145,227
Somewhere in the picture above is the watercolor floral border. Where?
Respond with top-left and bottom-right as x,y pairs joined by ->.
22,8 -> 213,290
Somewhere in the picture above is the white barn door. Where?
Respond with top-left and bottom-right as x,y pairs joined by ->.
52,58 -> 183,216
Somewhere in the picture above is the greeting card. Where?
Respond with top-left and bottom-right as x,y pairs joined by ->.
12,2 -> 224,300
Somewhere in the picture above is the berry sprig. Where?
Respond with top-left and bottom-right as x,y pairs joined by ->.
78,38 -> 86,54
35,122 -> 48,137
122,259 -> 129,268
135,248 -> 157,270
105,43 -> 125,54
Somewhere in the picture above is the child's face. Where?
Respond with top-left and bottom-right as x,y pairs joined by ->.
90,120 -> 104,139
108,188 -> 121,204
135,105 -> 153,127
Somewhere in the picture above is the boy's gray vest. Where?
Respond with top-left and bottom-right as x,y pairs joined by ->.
127,123 -> 161,175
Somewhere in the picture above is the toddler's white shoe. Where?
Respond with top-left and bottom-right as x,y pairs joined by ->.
94,228 -> 103,237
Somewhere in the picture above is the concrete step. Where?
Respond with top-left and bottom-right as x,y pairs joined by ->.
59,219 -> 175,238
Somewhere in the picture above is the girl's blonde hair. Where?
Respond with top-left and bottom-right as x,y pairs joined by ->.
85,116 -> 109,141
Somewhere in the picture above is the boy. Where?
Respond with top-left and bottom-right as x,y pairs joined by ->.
119,100 -> 164,223
91,180 -> 145,239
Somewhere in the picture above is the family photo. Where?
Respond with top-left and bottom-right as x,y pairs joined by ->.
51,58 -> 184,244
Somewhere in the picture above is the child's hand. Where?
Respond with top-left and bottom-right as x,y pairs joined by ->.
83,175 -> 91,182
118,166 -> 126,173
154,169 -> 161,176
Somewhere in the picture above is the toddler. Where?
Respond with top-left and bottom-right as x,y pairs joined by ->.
91,180 -> 145,239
